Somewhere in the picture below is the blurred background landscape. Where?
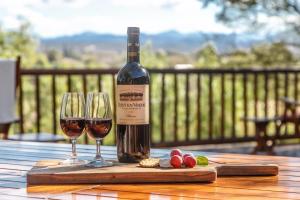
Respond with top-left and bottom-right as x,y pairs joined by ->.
2,0 -> 299,69
1,0 -> 300,152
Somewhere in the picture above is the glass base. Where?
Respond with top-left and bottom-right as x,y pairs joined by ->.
87,158 -> 113,168
59,158 -> 87,166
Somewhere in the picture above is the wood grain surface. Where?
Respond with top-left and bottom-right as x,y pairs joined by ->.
27,160 -> 216,185
216,163 -> 278,176
27,161 -> 278,185
0,140 -> 297,200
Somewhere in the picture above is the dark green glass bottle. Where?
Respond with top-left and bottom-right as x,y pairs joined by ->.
116,27 -> 150,163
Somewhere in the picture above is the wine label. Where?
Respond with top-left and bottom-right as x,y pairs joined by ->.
116,84 -> 149,125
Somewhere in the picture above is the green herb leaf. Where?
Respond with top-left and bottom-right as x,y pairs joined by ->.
196,156 -> 208,166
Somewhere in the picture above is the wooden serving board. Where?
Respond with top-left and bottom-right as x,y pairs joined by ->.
216,163 -> 279,176
27,160 -> 217,185
27,160 -> 279,185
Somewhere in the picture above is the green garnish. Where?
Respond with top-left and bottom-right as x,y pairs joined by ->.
196,156 -> 208,166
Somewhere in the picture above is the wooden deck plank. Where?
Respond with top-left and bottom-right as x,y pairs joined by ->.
0,174 -> 26,182
0,163 -> 31,171
93,181 -> 300,193
0,180 -> 26,189
82,185 -> 299,200
50,190 -> 162,200
0,188 -> 49,199
0,169 -> 26,176
0,146 -> 118,159
0,185 -> 98,200
49,195 -> 129,200
0,195 -> 43,200
279,171 -> 300,177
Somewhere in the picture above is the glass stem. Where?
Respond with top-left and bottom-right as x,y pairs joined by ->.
71,139 -> 77,159
95,139 -> 102,160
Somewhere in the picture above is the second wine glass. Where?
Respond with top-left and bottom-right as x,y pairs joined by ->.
85,92 -> 113,167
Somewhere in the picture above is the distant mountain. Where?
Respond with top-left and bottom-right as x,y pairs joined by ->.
40,30 -> 276,54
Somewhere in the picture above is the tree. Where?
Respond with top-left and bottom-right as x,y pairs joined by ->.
46,49 -> 63,64
251,42 -> 295,66
0,21 -> 49,68
195,43 -> 220,67
140,41 -> 168,68
202,0 -> 300,38
221,50 -> 255,67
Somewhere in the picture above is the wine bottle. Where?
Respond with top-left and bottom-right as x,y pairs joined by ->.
116,27 -> 150,163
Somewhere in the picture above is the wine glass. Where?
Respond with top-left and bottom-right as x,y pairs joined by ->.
85,92 -> 113,167
60,92 -> 87,165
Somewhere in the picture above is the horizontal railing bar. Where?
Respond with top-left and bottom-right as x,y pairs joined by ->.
21,68 -> 118,75
20,67 -> 300,75
150,68 -> 300,74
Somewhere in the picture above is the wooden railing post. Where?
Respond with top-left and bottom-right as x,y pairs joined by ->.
18,75 -> 24,133
160,74 -> 165,143
97,75 -> 102,92
275,73 -> 279,117
196,74 -> 201,140
185,73 -> 190,141
173,74 -> 178,142
231,73 -> 236,139
264,73 -> 269,118
220,74 -> 225,140
82,75 -> 88,144
243,73 -> 248,137
35,75 -> 41,133
51,75 -> 57,134
208,74 -> 213,140
254,73 -> 258,117
67,75 -> 72,92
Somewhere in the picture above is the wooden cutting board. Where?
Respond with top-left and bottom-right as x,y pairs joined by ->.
216,163 -> 278,176
27,160 -> 217,185
27,160 -> 278,185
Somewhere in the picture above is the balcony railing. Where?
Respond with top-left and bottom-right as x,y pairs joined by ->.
17,67 -> 300,147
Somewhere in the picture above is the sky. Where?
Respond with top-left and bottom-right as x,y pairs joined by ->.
0,0 -> 234,38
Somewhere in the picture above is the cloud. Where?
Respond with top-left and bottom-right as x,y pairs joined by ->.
0,0 -> 233,37
111,0 -> 182,8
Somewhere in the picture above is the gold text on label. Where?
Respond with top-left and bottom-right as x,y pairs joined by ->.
127,43 -> 140,46
128,52 -> 138,56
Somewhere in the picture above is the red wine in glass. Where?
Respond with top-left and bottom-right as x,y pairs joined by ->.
85,118 -> 112,139
60,117 -> 85,139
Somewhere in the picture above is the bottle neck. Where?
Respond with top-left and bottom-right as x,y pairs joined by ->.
127,35 -> 140,63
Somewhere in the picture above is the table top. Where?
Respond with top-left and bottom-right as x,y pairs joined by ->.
0,140 -> 299,200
